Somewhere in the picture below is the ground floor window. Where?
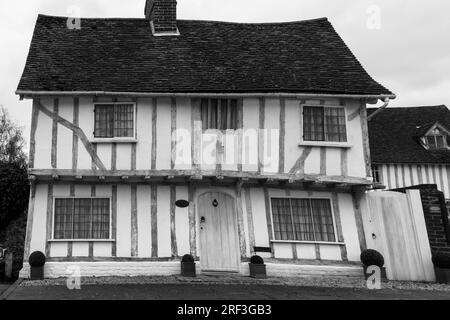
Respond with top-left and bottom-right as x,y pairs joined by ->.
53,198 -> 110,240
270,198 -> 336,242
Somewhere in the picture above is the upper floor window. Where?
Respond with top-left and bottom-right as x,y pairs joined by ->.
201,98 -> 238,130
372,165 -> 382,183
303,106 -> 347,142
53,198 -> 110,240
424,127 -> 449,150
271,198 -> 336,243
94,103 -> 135,138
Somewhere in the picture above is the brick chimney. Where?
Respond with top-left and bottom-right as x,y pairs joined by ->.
145,0 -> 179,35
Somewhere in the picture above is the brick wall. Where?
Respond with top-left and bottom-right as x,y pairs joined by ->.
394,184 -> 450,254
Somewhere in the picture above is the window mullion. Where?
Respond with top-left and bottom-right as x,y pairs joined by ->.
289,198 -> 297,241
309,199 -> 317,242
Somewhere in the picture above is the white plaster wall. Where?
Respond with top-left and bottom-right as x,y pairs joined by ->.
77,97 -> 94,170
116,144 -> 132,170
56,98 -> 74,170
175,185 -> 190,256
262,99 -> 280,173
296,244 -> 316,260
136,98 -> 153,170
116,185 -> 131,257
242,98 -> 259,172
157,185 -> 171,257
174,97 -> 192,170
34,98 -> 53,169
346,100 -> 366,178
29,184 -> 48,255
137,185 -> 152,258
249,188 -> 270,248
156,98 -> 172,170
338,193 -> 361,262
284,99 -> 301,173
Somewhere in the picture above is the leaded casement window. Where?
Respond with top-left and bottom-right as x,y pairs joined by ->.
94,103 -> 135,138
424,127 -> 449,150
271,198 -> 336,242
201,98 -> 238,130
53,198 -> 110,240
303,106 -> 347,142
372,165 -> 382,183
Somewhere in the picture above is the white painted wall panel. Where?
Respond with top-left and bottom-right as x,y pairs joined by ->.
34,99 -> 53,169
137,185 -> 152,258
249,188 -> 269,247
29,184 -> 48,254
174,98 -> 192,170
116,144 -> 132,170
116,185 -> 131,257
157,185 -> 171,257
242,98 -> 259,172
72,243 -> 89,257
338,193 -> 360,262
136,98 -> 153,170
50,243 -> 67,258
94,243 -> 112,257
77,97 -> 94,169
262,99 -> 280,173
320,245 -> 342,261
175,186 -> 190,256
156,98 -> 172,170
297,244 -> 316,260
273,243 -> 293,259
284,99 -> 301,173
57,98 -> 74,170
97,144 -> 112,170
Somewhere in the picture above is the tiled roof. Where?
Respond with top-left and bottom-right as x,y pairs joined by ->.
368,106 -> 450,164
17,15 -> 393,96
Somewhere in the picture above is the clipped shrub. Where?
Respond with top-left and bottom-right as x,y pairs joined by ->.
360,249 -> 384,268
250,255 -> 264,265
432,252 -> 450,269
181,254 -> 194,263
29,251 -> 46,267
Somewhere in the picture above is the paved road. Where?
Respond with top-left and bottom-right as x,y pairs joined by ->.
6,284 -> 450,300
0,284 -> 10,296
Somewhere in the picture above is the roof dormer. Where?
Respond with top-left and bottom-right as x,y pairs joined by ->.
420,122 -> 450,150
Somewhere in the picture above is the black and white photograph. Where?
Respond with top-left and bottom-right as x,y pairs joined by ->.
0,0 -> 450,310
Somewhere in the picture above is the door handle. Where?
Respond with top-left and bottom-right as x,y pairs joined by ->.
200,216 -> 206,223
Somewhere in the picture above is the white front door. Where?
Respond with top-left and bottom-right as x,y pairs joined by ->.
198,192 -> 240,272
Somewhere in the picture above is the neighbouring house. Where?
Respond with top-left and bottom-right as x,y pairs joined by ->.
368,105 -> 450,259
368,106 -> 450,209
16,0 -> 395,278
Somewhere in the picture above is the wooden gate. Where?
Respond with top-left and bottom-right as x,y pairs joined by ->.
362,190 -> 435,282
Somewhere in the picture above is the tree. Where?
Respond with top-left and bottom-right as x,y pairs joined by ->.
0,107 -> 29,229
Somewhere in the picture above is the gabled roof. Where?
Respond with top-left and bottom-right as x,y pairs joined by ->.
368,105 -> 450,164
17,15 -> 394,96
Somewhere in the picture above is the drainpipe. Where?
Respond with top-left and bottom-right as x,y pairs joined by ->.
367,97 -> 390,121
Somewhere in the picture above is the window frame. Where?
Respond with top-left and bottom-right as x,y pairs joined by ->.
299,104 -> 352,148
51,196 -> 113,242
92,102 -> 137,142
200,98 -> 239,132
269,196 -> 341,245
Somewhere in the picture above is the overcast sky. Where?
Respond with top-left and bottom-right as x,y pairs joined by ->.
1,0 -> 449,147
